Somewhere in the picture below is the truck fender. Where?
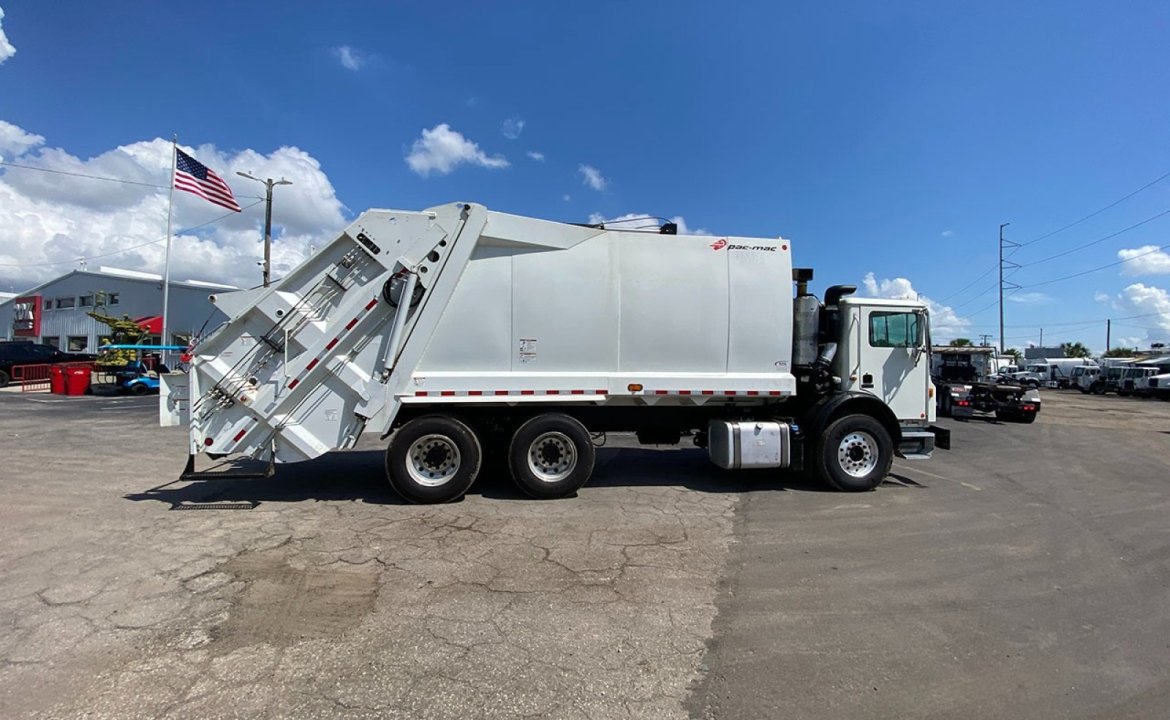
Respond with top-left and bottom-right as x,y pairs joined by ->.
803,392 -> 902,450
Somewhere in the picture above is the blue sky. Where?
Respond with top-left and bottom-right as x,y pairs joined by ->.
1,1 -> 1169,350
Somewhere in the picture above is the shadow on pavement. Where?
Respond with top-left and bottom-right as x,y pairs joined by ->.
125,446 -> 837,509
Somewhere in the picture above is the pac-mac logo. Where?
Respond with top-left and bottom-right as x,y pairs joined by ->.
710,237 -> 778,253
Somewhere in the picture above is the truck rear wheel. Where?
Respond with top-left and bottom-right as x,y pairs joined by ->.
508,414 -> 595,499
386,415 -> 482,504
816,415 -> 893,492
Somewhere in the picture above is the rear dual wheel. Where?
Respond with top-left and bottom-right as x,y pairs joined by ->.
385,412 -> 596,503
508,414 -> 595,499
386,415 -> 482,504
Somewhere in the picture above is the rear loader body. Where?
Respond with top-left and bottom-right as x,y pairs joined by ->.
163,202 -> 946,502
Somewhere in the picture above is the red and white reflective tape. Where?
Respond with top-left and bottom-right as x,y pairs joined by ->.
409,389 -> 782,398
205,419 -> 255,448
647,389 -> 782,397
412,389 -> 609,398
287,297 -> 381,390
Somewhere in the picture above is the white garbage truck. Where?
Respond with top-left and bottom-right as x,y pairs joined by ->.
162,202 -> 948,503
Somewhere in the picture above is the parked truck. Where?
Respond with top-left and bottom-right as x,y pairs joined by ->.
162,203 -> 948,503
932,346 -> 1041,423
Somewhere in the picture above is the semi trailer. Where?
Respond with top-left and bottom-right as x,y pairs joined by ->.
162,202 -> 948,503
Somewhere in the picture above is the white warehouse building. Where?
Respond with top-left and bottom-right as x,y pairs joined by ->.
0,267 -> 234,352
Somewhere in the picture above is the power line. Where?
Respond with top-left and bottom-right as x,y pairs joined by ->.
1020,168 -> 1170,246
0,159 -> 264,199
1022,242 -> 1170,289
934,311 -> 1170,330
1020,208 -> 1170,267
0,159 -> 169,190
937,264 -> 997,303
0,199 -> 264,268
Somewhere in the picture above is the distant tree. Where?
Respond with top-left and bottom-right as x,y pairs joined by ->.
1004,347 -> 1023,363
1060,341 -> 1091,358
949,338 -> 973,347
1103,347 -> 1139,358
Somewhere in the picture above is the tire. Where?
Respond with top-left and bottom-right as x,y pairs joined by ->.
385,415 -> 482,504
816,415 -> 893,492
129,382 -> 149,396
508,413 -> 595,499
0,369 -> 9,388
1090,382 -> 1106,395
939,391 -> 952,418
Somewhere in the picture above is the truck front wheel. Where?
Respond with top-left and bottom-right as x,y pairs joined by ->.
386,415 -> 482,504
816,415 -> 893,492
508,414 -> 595,499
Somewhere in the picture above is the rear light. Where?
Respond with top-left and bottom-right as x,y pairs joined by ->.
1022,404 -> 1036,411
203,437 -> 214,446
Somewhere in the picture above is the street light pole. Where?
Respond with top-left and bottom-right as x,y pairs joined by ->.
237,172 -> 292,287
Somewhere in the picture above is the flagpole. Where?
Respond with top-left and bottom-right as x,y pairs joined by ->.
161,134 -> 177,356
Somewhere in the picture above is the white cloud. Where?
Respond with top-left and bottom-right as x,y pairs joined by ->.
1114,283 -> 1170,345
940,230 -> 954,238
526,150 -> 545,162
0,6 -> 15,64
1006,291 -> 1050,304
1118,245 -> 1170,276
0,119 -> 44,161
501,116 -> 525,140
862,272 -> 970,341
405,124 -> 509,177
332,45 -> 366,71
578,164 -> 608,191
562,194 -> 571,202
0,119 -> 347,291
587,212 -> 709,236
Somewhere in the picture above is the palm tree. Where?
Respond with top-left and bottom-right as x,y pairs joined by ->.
1004,347 -> 1023,363
1060,341 -> 1091,358
949,338 -> 973,347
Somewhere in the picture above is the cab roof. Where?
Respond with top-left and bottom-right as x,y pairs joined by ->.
841,297 -> 927,310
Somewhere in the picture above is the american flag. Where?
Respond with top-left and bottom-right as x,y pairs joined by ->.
174,148 -> 242,212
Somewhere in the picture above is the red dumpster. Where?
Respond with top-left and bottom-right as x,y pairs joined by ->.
65,366 -> 92,396
51,365 -> 67,394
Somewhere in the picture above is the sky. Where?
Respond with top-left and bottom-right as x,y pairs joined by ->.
1,1 -> 1169,351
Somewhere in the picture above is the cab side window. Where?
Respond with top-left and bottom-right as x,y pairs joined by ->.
869,312 -> 921,348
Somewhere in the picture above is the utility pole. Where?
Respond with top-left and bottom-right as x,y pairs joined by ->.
999,223 -> 1019,353
1106,319 -> 1111,353
1039,328 -> 1044,348
236,172 -> 293,287
979,333 -> 993,347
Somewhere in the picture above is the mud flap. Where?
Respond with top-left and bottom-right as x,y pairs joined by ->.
929,424 -> 951,450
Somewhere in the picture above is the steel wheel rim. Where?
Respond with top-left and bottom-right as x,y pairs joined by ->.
527,431 -> 577,483
837,431 -> 879,478
407,434 -> 461,487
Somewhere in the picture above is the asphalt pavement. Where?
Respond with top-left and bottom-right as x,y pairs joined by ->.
0,390 -> 1168,719
690,392 -> 1170,719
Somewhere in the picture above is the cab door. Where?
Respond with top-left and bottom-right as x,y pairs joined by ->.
848,306 -> 932,421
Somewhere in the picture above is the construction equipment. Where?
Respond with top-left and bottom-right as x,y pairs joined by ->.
162,202 -> 948,502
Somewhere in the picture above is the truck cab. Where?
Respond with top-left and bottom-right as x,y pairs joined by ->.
1071,364 -> 1099,393
835,298 -> 934,423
